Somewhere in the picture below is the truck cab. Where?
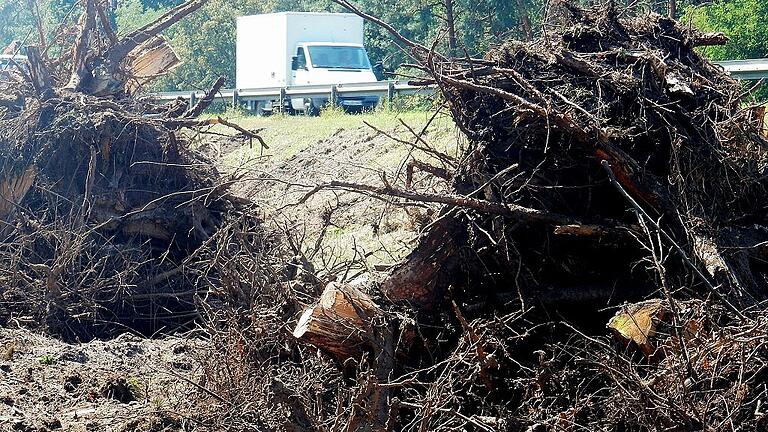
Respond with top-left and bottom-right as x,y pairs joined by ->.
290,42 -> 378,113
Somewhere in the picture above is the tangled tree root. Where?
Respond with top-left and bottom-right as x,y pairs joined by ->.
264,2 -> 768,430
0,0 -> 270,340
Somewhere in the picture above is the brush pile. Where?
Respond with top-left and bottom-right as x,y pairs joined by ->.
0,0 -> 269,340
275,2 -> 768,430
3,0 -> 768,429
384,4 -> 768,312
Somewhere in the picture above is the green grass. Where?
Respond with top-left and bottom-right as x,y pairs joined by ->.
204,108 -> 458,167
201,108 -> 462,268
38,354 -> 56,365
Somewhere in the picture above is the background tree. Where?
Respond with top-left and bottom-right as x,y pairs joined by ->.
682,0 -> 767,60
2,0 -> 764,101
682,0 -> 768,99
0,2 -> 34,48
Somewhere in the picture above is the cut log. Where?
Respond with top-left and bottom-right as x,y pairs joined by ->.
124,37 -> 181,94
608,300 -> 668,357
293,282 -> 381,360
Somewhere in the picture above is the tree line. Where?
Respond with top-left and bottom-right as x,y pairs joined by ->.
1,0 -> 766,92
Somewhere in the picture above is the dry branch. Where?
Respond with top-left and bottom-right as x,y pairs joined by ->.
184,76 -> 226,118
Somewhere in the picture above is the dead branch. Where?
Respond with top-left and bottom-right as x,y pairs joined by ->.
184,76 -> 226,118
104,0 -> 207,67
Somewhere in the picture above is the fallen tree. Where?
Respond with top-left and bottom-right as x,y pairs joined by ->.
285,2 -> 768,430
0,0 -> 269,340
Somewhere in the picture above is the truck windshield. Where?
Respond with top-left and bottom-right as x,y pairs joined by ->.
307,46 -> 371,70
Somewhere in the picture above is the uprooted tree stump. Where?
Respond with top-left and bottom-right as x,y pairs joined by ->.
293,282 -> 382,361
0,0 -> 270,340
325,1 -> 768,319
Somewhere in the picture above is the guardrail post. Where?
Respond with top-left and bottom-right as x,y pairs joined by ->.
189,92 -> 197,107
330,85 -> 338,108
279,87 -> 287,114
231,90 -> 239,110
387,81 -> 395,110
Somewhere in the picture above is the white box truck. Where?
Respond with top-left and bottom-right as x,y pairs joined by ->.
236,12 -> 379,114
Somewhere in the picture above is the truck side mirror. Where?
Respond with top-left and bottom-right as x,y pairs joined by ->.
291,56 -> 298,71
373,63 -> 384,79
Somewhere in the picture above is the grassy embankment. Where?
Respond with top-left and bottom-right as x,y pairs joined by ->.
204,107 -> 463,267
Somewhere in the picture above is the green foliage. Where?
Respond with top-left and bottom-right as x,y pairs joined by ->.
37,354 -> 56,365
126,376 -> 145,400
154,0 -> 247,90
361,0 -> 542,79
115,0 -> 167,34
0,1 -> 34,48
682,0 -> 768,100
0,0 -> 80,53
1,0 -> 762,98
377,92 -> 438,114
682,0 -> 768,60
319,102 -> 347,117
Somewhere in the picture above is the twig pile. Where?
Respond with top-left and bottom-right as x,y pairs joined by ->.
274,2 -> 768,430
0,0 -> 267,340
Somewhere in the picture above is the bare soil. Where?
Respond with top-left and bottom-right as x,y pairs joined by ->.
0,326 -> 202,431
0,117 -> 456,431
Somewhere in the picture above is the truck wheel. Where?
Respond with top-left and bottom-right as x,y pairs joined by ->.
304,100 -> 320,117
255,101 -> 271,116
283,99 -> 296,116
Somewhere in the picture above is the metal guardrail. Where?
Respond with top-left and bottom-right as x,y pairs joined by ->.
716,59 -> 768,80
145,59 -> 768,107
147,80 -> 430,107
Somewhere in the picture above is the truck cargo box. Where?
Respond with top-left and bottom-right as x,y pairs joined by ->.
236,12 -> 365,89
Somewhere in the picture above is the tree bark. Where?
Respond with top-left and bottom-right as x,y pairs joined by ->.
293,282 -> 381,361
25,46 -> 53,98
514,0 -> 532,40
380,215 -> 460,310
444,0 -> 457,56
65,0 -> 97,92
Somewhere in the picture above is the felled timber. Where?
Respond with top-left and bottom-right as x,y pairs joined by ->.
293,282 -> 382,360
124,37 -> 181,93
